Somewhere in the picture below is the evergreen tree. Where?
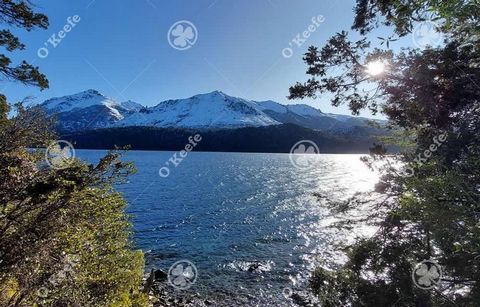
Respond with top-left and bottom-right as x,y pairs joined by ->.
0,1 -> 147,305
0,0 -> 48,90
290,0 -> 480,305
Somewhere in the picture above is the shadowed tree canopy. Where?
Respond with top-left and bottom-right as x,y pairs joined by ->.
290,0 -> 480,305
0,0 -> 49,91
0,1 -> 148,306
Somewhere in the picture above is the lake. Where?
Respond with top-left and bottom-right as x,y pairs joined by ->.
77,150 -> 379,306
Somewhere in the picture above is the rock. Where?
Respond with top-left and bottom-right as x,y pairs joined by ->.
247,263 -> 261,273
291,292 -> 316,307
143,268 -> 155,294
154,269 -> 168,281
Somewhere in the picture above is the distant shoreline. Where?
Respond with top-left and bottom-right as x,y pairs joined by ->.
59,124 -> 389,154
70,148 -> 372,155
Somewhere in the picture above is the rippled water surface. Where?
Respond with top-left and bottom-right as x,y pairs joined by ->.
78,150 -> 379,305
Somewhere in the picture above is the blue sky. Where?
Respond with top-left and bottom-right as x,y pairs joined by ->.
2,0 -> 407,118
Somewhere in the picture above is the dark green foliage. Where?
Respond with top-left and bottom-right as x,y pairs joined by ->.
291,0 -> 480,305
0,0 -> 48,30
0,0 -> 49,89
352,0 -> 479,36
61,124 -> 382,153
0,1 -> 147,305
0,107 -> 148,305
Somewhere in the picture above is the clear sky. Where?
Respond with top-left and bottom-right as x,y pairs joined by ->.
2,0 -> 407,118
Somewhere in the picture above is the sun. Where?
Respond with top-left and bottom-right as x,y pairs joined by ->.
366,60 -> 387,76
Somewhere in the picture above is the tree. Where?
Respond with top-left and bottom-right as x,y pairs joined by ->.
0,0 -> 48,90
290,0 -> 480,305
0,1 -> 147,305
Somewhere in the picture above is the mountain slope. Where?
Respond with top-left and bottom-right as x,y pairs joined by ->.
40,89 -> 144,132
38,90 -> 387,135
255,100 -> 383,133
115,91 -> 279,129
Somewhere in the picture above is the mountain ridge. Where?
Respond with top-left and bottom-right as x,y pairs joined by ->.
38,89 -> 386,134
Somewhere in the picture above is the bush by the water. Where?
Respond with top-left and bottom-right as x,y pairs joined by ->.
0,1 -> 147,305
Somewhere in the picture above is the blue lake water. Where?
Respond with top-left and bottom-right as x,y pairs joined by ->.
77,150 -> 378,305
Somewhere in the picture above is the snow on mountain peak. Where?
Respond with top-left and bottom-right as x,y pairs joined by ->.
118,91 -> 280,129
41,89 -> 115,113
83,89 -> 102,96
37,89 -> 383,133
287,104 -> 324,117
256,101 -> 288,114
189,90 -> 229,101
40,90 -> 129,126
119,100 -> 144,112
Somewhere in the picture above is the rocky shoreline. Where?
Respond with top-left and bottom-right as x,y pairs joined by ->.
142,269 -> 213,307
142,269 -> 319,307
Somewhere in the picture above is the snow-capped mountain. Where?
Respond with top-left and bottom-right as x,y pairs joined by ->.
115,91 -> 279,129
255,100 -> 383,132
40,89 -> 144,132
255,100 -> 337,130
256,102 -> 324,118
118,100 -> 144,112
38,90 -> 384,133
41,89 -> 143,115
